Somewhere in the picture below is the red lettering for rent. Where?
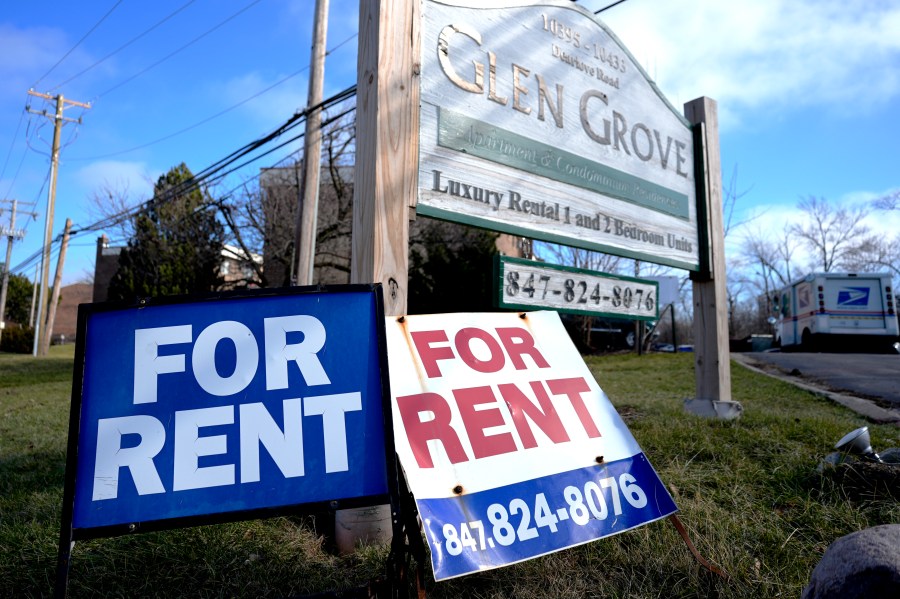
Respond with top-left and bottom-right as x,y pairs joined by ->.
409,326 -> 550,378
395,376 -> 600,469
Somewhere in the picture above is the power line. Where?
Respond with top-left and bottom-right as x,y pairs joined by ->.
153,88 -> 356,209
32,0 -> 125,89
595,0 -> 629,14
181,85 -> 355,188
0,109 -> 26,190
24,104 -> 54,159
11,84 -> 357,277
49,0 -> 199,91
1,113 -> 30,200
68,86 -> 356,240
97,0 -> 266,99
73,67 -> 313,161
203,103 -> 357,193
70,32 -> 359,161
32,169 -> 51,209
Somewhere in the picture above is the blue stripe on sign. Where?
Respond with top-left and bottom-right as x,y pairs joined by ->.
418,453 -> 677,580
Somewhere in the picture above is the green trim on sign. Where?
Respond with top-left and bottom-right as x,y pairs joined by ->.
416,203 -> 700,272
691,122 -> 711,279
437,108 -> 690,221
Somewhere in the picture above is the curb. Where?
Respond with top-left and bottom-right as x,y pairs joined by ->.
731,353 -> 900,426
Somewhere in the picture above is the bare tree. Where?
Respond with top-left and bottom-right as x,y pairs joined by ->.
223,111 -> 356,288
218,179 -> 269,285
225,108 -> 505,307
311,115 -> 356,281
86,180 -> 144,243
873,189 -> 900,211
790,196 -> 874,272
864,190 -> 900,277
722,164 -> 755,237
537,243 -> 622,273
740,225 -> 796,291
732,221 -> 800,335
842,231 -> 900,277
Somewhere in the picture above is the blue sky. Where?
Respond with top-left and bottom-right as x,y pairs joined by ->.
1,0 -> 899,285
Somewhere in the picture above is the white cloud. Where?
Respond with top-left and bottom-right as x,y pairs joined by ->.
218,70 -> 310,129
74,160 -> 153,199
729,190 -> 900,274
0,24 -> 68,89
0,23 -> 109,102
0,25 -> 43,69
598,0 -> 900,127
838,186 -> 900,208
742,191 -> 900,235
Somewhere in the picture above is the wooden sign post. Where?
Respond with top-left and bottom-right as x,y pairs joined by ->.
685,97 -> 732,403
347,1 -> 733,554
350,0 -> 732,420
347,0 -> 420,552
351,0 -> 420,312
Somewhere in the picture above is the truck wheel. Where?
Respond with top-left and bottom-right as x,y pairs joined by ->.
801,329 -> 815,352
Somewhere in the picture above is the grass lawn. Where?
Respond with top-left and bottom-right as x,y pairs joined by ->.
1,346 -> 897,598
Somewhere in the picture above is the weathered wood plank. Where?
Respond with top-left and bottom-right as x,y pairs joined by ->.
685,97 -> 732,402
350,0 -> 420,316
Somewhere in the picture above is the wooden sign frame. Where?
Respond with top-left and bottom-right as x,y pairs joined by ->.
351,0 -> 732,420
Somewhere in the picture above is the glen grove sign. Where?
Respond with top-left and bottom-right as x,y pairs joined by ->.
418,0 -> 699,270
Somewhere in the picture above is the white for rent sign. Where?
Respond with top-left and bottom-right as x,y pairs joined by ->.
386,311 -> 676,579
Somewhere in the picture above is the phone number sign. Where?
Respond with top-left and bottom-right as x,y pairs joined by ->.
496,256 -> 660,320
385,311 -> 676,579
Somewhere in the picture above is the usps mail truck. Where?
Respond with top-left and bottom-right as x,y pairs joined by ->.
773,273 -> 899,351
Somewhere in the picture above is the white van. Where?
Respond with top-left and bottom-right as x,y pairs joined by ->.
773,273 -> 899,351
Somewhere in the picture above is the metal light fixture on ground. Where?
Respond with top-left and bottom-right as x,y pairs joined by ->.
835,427 -> 883,463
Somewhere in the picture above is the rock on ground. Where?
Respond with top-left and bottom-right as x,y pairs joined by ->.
802,524 -> 900,599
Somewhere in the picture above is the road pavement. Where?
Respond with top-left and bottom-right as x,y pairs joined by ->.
734,351 -> 900,422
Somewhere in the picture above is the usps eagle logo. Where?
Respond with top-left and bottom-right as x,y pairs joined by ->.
837,287 -> 870,307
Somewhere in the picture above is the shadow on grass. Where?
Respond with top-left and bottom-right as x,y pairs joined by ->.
0,355 -> 74,388
0,450 -> 67,499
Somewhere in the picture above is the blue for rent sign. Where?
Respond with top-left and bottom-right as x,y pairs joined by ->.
62,286 -> 393,535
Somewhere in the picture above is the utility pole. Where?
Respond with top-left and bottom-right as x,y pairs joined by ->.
29,264 -> 39,327
344,0 -> 419,554
26,90 -> 90,356
634,260 -> 643,355
42,218 -> 72,354
292,0 -> 330,286
0,199 -> 37,347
